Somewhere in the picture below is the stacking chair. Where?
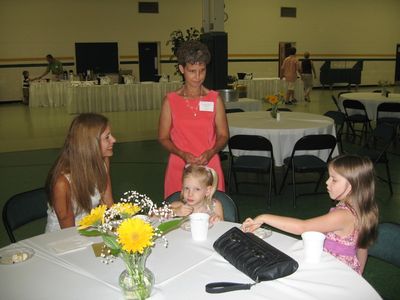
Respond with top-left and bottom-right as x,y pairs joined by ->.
164,190 -> 239,222
221,109 -> 245,161
376,102 -> 400,146
342,99 -> 372,144
358,123 -> 395,195
2,188 -> 48,243
324,111 -> 346,154
368,222 -> 400,268
279,134 -> 337,208
266,108 -> 292,112
376,102 -> 400,128
225,108 -> 245,114
228,135 -> 276,208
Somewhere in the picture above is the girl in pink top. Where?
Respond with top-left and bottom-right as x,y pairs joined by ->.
158,40 -> 229,198
242,155 -> 379,274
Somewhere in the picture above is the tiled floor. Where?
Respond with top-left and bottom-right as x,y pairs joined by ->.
0,87 -> 399,298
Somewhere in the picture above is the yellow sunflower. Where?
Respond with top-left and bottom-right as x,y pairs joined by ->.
78,205 -> 107,229
266,95 -> 279,105
115,202 -> 141,217
117,218 -> 154,254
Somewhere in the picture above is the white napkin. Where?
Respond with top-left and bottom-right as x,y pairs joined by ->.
47,236 -> 92,255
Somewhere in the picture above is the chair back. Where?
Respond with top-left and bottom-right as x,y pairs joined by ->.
2,188 -> 48,243
292,134 -> 337,152
376,102 -> 400,120
164,190 -> 239,223
225,108 -> 244,114
368,223 -> 400,268
343,99 -> 366,110
228,134 -> 273,152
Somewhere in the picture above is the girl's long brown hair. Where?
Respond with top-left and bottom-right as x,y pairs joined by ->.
329,155 -> 379,248
46,113 -> 109,214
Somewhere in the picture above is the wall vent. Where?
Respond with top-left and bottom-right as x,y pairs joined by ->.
138,2 -> 159,13
281,7 -> 296,18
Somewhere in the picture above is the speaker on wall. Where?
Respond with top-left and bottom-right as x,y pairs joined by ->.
200,32 -> 228,90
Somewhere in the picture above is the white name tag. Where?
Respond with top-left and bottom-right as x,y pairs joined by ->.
199,101 -> 214,112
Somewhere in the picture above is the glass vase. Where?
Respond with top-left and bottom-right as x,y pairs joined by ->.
118,249 -> 154,300
270,106 -> 278,119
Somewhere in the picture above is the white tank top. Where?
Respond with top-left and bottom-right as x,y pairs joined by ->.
45,174 -> 101,232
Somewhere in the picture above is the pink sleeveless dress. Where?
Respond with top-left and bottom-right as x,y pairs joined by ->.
323,203 -> 361,274
164,90 -> 225,198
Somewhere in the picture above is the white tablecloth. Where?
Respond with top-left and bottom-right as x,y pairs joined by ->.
66,82 -> 182,113
224,98 -> 262,111
29,81 -> 70,107
0,222 -> 380,300
239,78 -> 304,102
339,92 -> 400,121
227,111 -> 338,166
29,81 -> 182,113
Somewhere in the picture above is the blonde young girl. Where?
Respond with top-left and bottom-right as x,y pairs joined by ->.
45,113 -> 116,232
170,165 -> 224,223
243,155 -> 379,274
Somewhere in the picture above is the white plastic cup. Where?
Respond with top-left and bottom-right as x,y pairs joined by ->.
189,213 -> 210,241
301,231 -> 326,263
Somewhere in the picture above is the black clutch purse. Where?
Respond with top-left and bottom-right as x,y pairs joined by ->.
206,227 -> 298,293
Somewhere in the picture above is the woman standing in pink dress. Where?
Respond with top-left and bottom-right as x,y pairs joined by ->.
158,40 -> 229,198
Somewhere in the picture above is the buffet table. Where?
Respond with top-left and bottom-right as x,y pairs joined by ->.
29,81 -> 182,113
0,222 -> 380,300
29,81 -> 70,108
339,92 -> 400,121
227,111 -> 338,166
239,78 -> 304,102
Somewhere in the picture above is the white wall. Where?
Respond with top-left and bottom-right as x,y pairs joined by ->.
0,0 -> 399,101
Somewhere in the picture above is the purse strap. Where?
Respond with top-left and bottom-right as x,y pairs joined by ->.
205,281 -> 258,293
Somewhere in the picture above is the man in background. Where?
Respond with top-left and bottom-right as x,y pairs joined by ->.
280,47 -> 300,104
33,54 -> 63,81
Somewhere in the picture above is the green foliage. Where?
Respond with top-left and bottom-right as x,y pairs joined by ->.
166,27 -> 202,74
157,217 -> 187,235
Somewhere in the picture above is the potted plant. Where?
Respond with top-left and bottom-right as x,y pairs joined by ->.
166,27 -> 202,75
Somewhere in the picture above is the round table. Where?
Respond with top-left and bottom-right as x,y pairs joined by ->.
227,111 -> 338,166
339,92 -> 400,121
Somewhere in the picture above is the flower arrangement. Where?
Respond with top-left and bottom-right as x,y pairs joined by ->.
78,191 -> 179,300
265,93 -> 284,119
377,80 -> 390,97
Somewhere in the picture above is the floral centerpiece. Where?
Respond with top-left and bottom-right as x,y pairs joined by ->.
78,191 -> 179,300
265,93 -> 284,119
377,80 -> 390,97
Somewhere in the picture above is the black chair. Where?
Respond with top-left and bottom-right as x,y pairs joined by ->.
342,99 -> 372,144
368,223 -> 400,268
164,190 -> 239,223
228,135 -> 276,208
2,188 -> 48,243
279,134 -> 337,208
376,102 -> 400,128
324,111 -> 346,154
266,108 -> 292,112
225,108 -> 245,114
358,123 -> 395,195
